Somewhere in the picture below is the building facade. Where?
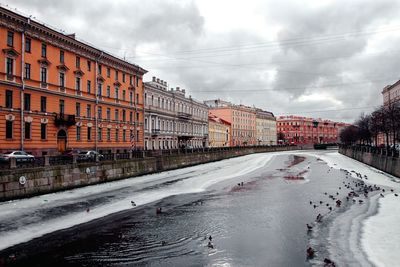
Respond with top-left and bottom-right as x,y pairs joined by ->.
277,116 -> 344,145
382,80 -> 400,106
205,99 -> 256,146
208,114 -> 231,147
144,77 -> 208,150
0,7 -> 147,156
255,109 -> 277,145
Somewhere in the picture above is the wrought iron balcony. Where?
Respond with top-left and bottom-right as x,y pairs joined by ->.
177,112 -> 192,120
55,113 -> 76,127
151,128 -> 160,136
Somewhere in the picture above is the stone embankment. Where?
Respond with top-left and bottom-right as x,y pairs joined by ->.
0,146 -> 296,201
339,146 -> 400,178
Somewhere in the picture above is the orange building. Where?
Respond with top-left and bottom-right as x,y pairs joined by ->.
205,99 -> 256,146
0,7 -> 147,156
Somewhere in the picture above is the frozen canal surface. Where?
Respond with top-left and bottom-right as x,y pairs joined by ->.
0,150 -> 399,266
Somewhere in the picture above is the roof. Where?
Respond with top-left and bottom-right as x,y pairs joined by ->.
208,114 -> 231,125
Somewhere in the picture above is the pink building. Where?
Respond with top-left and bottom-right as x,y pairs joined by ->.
277,116 -> 346,145
205,100 -> 256,146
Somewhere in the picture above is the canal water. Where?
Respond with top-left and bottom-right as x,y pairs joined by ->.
0,151 -> 376,266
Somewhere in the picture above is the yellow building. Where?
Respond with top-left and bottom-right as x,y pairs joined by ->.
208,114 -> 231,147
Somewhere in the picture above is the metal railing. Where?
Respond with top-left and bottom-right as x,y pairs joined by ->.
340,144 -> 400,158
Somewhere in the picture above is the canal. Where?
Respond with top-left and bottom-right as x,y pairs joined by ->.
0,150 -> 399,266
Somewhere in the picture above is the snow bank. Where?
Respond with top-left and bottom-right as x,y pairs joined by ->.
362,194 -> 400,267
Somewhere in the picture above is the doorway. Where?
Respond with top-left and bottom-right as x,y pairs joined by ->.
57,129 -> 67,153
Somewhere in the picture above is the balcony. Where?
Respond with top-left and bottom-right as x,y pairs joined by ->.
177,112 -> 192,120
55,113 -> 76,127
151,128 -> 160,136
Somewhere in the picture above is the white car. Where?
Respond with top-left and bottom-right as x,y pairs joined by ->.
0,151 -> 35,162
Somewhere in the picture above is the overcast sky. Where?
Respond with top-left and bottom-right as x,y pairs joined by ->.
3,0 -> 400,122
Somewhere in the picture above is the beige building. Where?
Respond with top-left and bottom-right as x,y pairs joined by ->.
382,80 -> 400,106
144,77 -> 209,150
256,109 -> 277,145
208,114 -> 231,147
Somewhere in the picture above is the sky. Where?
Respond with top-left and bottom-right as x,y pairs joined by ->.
3,0 -> 400,123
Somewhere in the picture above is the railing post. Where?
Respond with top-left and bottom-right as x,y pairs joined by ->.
129,151 -> 133,159
113,153 -> 118,161
44,155 -> 50,167
73,154 -> 78,164
10,158 -> 17,169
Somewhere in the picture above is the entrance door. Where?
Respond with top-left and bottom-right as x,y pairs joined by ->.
57,129 -> 67,153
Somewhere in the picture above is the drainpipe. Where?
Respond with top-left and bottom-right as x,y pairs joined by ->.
20,19 -> 28,151
94,51 -> 103,158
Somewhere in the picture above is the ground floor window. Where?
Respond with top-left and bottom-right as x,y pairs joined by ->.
87,127 -> 92,141
6,121 -> 12,139
107,128 -> 111,141
24,122 -> 31,139
76,126 -> 81,141
41,123 -> 47,140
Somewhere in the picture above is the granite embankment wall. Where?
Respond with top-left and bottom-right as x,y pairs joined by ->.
0,146 -> 295,201
339,147 -> 400,178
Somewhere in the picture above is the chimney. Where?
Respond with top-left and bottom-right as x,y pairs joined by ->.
160,79 -> 163,85
182,89 -> 186,94
176,87 -> 180,91
156,78 -> 160,83
164,81 -> 167,86
152,76 -> 156,82
67,33 -> 76,39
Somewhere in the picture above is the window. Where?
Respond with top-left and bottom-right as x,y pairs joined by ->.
129,111 -> 133,123
87,80 -> 91,94
40,96 -> 47,112
130,92 -> 133,105
115,88 -> 119,100
136,112 -> 139,121
122,90 -> 126,101
24,122 -> 31,139
136,130 -> 140,142
25,38 -> 31,53
5,90 -> 12,108
97,107 -> 102,120
40,67 -> 47,84
115,70 -> 119,81
86,104 -> 91,118
122,73 -> 126,83
122,110 -> 126,122
24,93 -> 31,111
87,61 -> 91,71
76,126 -> 81,141
106,108 -> 111,120
76,77 -> 81,93
107,67 -> 110,78
25,63 -> 31,79
59,100 -> 65,115
60,51 -> 64,63
76,56 -> 80,68
123,129 -> 126,142
76,103 -> 81,117
97,83 -> 102,97
115,129 -> 119,141
115,109 -> 119,121
6,58 -> 13,76
130,130 -> 133,141
130,75 -> 133,85
41,43 -> 47,57
107,128 -> 111,141
106,86 -> 111,97
87,127 -> 92,141
6,121 -> 12,139
98,127 -> 102,141
7,31 -> 13,47
98,64 -> 102,75
41,123 -> 47,140
136,93 -> 139,104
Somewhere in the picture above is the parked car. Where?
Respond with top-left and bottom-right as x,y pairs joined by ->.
0,151 -> 35,162
77,150 -> 104,161
62,149 -> 81,159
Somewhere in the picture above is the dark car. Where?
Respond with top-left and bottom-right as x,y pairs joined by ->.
78,151 -> 104,161
62,149 -> 81,159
